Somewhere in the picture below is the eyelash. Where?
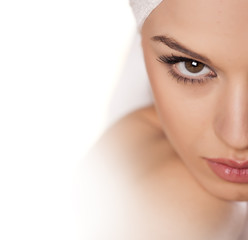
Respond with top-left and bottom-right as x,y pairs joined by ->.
157,55 -> 217,85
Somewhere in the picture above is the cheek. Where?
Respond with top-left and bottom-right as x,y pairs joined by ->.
142,40 -> 218,156
154,85 -> 199,154
148,65 -> 215,155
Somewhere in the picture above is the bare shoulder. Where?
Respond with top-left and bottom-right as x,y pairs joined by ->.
81,106 -> 247,240
88,105 -> 177,176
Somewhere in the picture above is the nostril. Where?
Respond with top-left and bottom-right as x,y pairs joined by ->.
214,114 -> 248,151
213,82 -> 248,151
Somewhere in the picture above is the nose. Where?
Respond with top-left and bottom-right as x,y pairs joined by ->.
213,80 -> 248,150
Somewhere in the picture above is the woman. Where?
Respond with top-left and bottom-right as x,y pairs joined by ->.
82,0 -> 248,239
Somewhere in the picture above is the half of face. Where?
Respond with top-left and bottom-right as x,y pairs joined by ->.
141,0 -> 248,201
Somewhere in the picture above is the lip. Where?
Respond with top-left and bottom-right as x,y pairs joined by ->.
203,157 -> 248,183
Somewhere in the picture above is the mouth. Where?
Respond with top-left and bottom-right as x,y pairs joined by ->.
203,157 -> 248,183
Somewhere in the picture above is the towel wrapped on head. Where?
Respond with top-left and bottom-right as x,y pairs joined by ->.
129,0 -> 163,31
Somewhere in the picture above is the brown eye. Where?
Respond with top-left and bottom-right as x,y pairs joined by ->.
185,61 -> 204,73
176,60 -> 211,77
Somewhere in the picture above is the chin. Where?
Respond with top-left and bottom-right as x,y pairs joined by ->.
202,180 -> 248,202
217,190 -> 248,202
184,157 -> 248,202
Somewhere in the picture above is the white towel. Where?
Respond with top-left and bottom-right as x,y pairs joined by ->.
129,0 -> 163,30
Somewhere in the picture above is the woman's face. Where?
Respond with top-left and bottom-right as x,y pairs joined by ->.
142,0 -> 248,201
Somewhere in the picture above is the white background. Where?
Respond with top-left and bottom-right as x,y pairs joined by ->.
0,1 -> 135,239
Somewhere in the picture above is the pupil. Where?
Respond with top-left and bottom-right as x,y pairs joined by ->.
185,61 -> 204,73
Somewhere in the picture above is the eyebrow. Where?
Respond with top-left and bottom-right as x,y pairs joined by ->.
151,35 -> 211,64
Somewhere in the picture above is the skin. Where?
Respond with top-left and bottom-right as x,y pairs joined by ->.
142,0 -> 248,201
82,0 -> 248,238
83,107 -> 248,239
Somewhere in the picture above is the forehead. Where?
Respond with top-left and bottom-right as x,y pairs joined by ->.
146,0 -> 248,35
143,0 -> 248,68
